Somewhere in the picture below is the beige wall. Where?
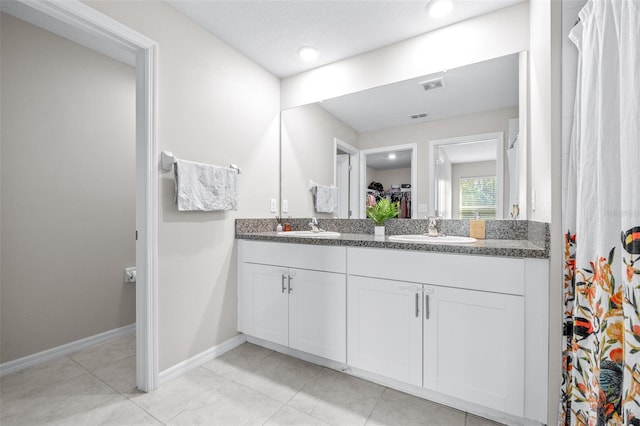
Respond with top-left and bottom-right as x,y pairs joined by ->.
359,107 -> 518,214
281,103 -> 358,218
88,1 -> 281,371
367,168 -> 411,189
451,161 -> 496,218
281,2 -> 529,109
0,13 -> 136,362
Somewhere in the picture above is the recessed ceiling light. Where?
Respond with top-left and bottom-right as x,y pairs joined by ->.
388,153 -> 397,160
426,0 -> 453,18
298,46 -> 319,61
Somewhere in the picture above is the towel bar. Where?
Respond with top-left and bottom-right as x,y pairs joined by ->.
160,151 -> 241,174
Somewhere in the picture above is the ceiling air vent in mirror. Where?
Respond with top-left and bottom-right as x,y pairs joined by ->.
418,77 -> 445,91
409,112 -> 428,120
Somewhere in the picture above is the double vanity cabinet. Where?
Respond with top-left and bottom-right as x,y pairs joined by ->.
237,238 -> 549,425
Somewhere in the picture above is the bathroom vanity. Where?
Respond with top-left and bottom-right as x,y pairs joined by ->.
236,219 -> 549,426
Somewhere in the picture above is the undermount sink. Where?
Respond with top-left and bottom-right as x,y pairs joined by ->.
277,231 -> 341,238
388,235 -> 477,244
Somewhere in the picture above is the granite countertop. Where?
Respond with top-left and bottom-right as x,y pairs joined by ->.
235,231 -> 548,259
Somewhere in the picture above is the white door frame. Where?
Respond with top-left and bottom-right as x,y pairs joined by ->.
359,143 -> 418,219
428,132 -> 504,220
1,0 -> 159,391
334,138 -> 360,218
335,154 -> 350,218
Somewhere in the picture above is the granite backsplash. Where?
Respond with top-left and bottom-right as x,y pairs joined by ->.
236,218 -> 549,249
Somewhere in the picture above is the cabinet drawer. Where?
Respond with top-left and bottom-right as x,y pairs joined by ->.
239,240 -> 346,273
348,247 -> 524,295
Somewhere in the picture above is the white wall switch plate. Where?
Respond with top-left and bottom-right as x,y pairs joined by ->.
418,203 -> 428,213
282,199 -> 289,213
270,198 -> 277,213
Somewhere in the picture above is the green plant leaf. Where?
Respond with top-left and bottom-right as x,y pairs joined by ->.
366,198 -> 399,226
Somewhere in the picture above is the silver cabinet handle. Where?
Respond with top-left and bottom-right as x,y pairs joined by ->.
415,293 -> 420,317
425,294 -> 430,319
287,275 -> 293,294
281,274 -> 286,293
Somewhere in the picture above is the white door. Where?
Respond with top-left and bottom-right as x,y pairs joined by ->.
289,269 -> 346,363
423,285 -> 524,416
347,276 -> 422,386
336,154 -> 350,218
243,263 -> 289,347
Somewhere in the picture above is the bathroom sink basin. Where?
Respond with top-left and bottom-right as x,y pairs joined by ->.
277,231 -> 341,238
388,235 -> 477,244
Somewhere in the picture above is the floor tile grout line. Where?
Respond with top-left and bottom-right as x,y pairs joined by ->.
0,355 -> 86,401
82,363 -> 133,396
362,382 -> 387,426
70,352 -> 169,426
151,371 -> 228,425
282,402 -> 334,426
123,390 -> 171,426
260,400 -> 286,425
67,336 -> 136,373
229,375 -> 304,406
63,355 -> 138,422
3,341 -> 503,426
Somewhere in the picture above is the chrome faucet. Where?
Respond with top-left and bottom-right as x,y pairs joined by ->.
309,217 -> 321,233
427,217 -> 439,237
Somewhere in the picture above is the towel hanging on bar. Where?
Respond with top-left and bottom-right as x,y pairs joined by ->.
174,159 -> 238,211
309,180 -> 337,213
161,150 -> 242,174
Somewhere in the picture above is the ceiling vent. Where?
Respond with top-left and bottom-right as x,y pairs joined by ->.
409,112 -> 428,120
418,77 -> 445,91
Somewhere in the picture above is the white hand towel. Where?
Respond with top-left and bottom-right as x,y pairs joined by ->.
174,159 -> 238,211
313,184 -> 337,213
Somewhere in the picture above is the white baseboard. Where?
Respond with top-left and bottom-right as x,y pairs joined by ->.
158,334 -> 247,386
0,323 -> 136,377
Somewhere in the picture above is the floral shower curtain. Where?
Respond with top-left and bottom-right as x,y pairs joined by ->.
560,0 -> 640,425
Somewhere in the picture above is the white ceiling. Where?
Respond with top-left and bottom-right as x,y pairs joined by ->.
439,139 -> 497,164
320,53 -> 519,133
367,149 -> 413,171
165,0 -> 524,78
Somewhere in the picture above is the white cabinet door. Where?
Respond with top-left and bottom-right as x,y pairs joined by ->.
243,263 -> 289,347
289,269 -> 346,363
423,285 -> 524,416
348,276 -> 422,386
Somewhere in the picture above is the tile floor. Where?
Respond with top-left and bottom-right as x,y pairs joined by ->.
0,336 -> 504,425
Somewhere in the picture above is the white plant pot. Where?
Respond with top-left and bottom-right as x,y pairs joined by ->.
374,226 -> 385,236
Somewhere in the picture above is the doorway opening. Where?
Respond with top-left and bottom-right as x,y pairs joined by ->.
0,0 -> 159,391
359,144 -> 418,219
334,138 -> 359,219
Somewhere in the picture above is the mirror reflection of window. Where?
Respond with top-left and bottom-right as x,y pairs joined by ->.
459,176 -> 497,219
430,132 -> 504,219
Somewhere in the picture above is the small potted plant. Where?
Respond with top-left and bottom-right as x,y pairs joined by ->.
366,198 -> 399,236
